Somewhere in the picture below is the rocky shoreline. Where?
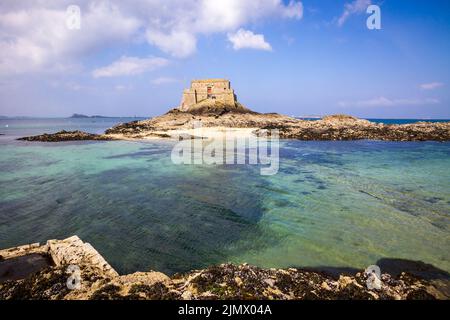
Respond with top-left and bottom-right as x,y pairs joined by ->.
258,115 -> 450,141
1,236 -> 449,300
17,108 -> 450,142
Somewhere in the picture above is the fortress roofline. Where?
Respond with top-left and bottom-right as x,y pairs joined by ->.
191,79 -> 229,83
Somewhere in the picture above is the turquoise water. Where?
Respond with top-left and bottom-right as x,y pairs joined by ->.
0,119 -> 449,275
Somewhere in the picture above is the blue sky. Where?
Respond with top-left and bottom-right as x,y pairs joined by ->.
0,0 -> 449,118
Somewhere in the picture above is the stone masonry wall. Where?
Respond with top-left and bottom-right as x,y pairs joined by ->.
180,79 -> 236,111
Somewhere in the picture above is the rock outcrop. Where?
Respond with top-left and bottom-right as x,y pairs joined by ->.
256,114 -> 450,141
104,112 -> 450,141
104,108 -> 292,138
176,100 -> 254,115
0,236 -> 448,300
18,130 -> 114,142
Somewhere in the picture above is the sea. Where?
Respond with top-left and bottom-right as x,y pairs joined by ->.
0,117 -> 449,275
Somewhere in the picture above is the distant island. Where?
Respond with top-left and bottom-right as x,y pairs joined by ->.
69,113 -> 110,119
0,116 -> 36,120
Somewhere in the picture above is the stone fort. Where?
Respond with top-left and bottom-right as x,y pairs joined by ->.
179,79 -> 236,111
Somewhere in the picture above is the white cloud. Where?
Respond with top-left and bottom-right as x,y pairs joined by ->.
151,77 -> 178,85
0,0 -> 303,71
92,56 -> 169,78
420,82 -> 444,90
0,2 -> 141,75
146,30 -> 197,58
227,29 -> 272,51
338,96 -> 440,107
144,0 -> 302,56
66,83 -> 83,91
193,0 -> 303,33
114,84 -> 133,91
337,0 -> 371,27
49,80 -> 92,92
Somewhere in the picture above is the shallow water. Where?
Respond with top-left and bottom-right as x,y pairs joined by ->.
0,119 -> 449,275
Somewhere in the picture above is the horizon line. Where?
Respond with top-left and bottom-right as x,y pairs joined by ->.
1,115 -> 450,120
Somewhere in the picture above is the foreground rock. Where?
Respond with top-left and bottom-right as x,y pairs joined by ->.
17,130 -> 114,142
0,236 -> 448,300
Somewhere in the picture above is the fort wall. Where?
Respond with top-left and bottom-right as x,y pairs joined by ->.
179,79 -> 236,111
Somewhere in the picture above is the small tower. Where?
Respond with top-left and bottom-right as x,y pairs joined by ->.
179,79 -> 236,111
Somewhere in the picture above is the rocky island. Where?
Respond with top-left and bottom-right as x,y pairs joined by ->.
1,236 -> 449,300
69,114 -> 111,119
17,79 -> 450,142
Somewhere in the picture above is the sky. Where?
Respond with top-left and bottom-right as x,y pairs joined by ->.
0,0 -> 449,118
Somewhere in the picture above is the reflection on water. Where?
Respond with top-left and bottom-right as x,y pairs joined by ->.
0,120 -> 449,275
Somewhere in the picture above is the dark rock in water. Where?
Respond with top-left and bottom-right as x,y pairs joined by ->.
104,120 -> 155,135
376,258 -> 450,280
0,253 -> 53,283
17,130 -> 114,142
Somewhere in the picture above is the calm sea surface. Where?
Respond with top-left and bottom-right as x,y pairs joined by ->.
0,118 -> 449,275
